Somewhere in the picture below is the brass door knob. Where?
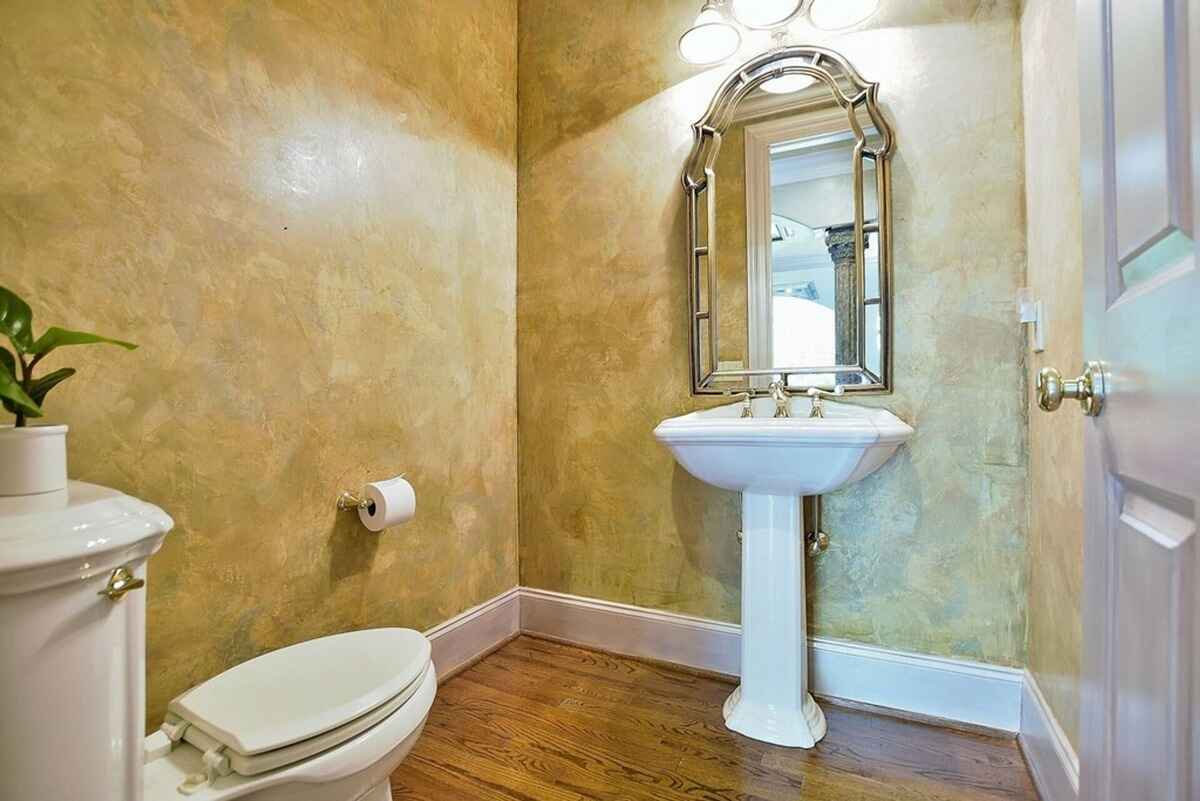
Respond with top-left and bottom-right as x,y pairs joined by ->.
98,566 -> 145,601
806,531 -> 829,557
1036,361 -> 1106,417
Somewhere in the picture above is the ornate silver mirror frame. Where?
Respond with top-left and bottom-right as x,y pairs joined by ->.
683,45 -> 895,395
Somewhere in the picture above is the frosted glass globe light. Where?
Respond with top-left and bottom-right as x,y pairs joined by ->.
730,0 -> 804,29
678,6 -> 742,65
808,0 -> 880,30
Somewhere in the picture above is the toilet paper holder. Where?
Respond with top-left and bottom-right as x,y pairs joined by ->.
336,491 -> 374,512
336,474 -> 406,512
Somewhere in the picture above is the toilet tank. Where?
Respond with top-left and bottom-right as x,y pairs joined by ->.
0,482 -> 173,801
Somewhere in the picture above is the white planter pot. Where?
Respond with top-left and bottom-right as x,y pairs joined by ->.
0,424 -> 68,496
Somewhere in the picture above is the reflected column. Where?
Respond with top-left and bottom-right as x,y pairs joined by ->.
824,223 -> 862,368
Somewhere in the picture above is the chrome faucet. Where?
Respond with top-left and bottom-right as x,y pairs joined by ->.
768,377 -> 791,418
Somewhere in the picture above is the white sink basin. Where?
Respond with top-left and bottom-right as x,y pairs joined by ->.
653,394 -> 913,749
653,396 -> 913,495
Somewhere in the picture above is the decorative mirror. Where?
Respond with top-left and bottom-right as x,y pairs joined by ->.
683,45 -> 894,394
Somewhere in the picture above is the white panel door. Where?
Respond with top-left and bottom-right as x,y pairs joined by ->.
1075,1 -> 1199,800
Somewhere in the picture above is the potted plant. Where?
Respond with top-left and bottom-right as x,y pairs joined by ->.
0,286 -> 136,496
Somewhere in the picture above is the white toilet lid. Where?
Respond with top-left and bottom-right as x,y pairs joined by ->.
167,628 -> 431,756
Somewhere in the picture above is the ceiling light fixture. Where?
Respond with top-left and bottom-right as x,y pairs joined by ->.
730,0 -> 806,30
808,0 -> 880,30
678,1 -> 742,65
678,0 -> 879,67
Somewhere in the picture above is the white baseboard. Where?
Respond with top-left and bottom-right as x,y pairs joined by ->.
1019,670 -> 1080,801
519,587 -> 742,676
517,587 -> 1023,732
424,587 -> 520,680
809,635 -> 1022,731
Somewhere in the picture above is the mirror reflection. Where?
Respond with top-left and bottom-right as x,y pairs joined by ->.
765,131 -> 880,382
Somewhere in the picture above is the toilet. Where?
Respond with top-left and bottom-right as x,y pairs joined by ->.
144,627 -> 436,801
0,482 -> 435,801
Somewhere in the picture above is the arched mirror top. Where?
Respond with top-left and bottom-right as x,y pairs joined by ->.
684,45 -> 894,191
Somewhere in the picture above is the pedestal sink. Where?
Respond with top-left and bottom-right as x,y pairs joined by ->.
653,395 -> 913,747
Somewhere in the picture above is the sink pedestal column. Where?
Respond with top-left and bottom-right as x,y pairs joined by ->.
723,492 -> 827,748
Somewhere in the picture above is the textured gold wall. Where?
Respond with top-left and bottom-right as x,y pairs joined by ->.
0,0 -> 518,727
714,121 -> 749,367
518,1 -> 1030,665
1019,0 -> 1084,748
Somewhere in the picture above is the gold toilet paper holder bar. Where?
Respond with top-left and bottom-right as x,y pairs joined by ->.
336,491 -> 372,511
336,474 -> 406,512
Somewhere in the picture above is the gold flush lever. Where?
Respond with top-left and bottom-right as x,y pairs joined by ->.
98,566 -> 145,601
1036,361 -> 1106,417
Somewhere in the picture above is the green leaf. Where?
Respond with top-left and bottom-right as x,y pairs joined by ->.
30,326 -> 137,356
0,286 -> 34,353
27,367 -> 76,406
0,347 -> 15,380
0,354 -> 42,418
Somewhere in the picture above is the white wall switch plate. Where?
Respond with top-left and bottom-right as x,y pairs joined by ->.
1016,288 -> 1045,353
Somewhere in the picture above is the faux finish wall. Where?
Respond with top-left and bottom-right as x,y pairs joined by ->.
714,119 -> 749,368
518,1 -> 1030,666
0,0 -> 518,727
1019,0 -> 1084,748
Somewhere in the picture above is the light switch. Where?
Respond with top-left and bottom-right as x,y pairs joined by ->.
1016,288 -> 1045,353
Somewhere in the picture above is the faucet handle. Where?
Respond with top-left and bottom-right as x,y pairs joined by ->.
806,386 -> 844,418
737,392 -> 753,418
723,388 -> 755,418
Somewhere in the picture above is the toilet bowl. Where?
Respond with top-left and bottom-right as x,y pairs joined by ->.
0,482 -> 435,801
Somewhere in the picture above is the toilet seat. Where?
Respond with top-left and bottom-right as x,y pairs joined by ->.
158,628 -> 431,789
144,659 -> 437,801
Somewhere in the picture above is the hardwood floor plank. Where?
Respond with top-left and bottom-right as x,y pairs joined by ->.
676,752 -> 894,801
461,657 -> 734,739
449,667 -> 747,768
420,709 -> 669,801
758,707 -> 1039,801
434,679 -> 684,771
423,687 -> 778,801
494,638 -> 730,711
391,756 -> 531,801
390,637 -> 1041,801
407,737 -> 587,801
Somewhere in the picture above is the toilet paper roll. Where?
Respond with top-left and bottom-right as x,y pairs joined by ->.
358,476 -> 416,532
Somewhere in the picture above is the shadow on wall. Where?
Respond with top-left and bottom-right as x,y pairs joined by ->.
524,1 -> 1018,163
671,464 -> 741,606
329,511 -> 380,583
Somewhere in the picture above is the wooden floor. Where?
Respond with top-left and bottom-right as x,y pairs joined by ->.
390,636 -> 1040,801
